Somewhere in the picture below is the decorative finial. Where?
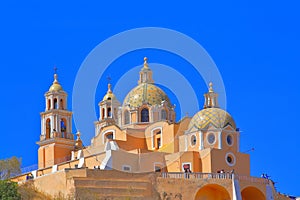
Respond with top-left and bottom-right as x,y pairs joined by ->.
209,82 -> 214,93
107,83 -> 112,93
143,57 -> 149,68
53,66 -> 59,84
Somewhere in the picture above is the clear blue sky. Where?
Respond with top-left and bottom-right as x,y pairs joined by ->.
0,1 -> 299,196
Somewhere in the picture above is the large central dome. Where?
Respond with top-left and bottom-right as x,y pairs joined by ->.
123,83 -> 171,107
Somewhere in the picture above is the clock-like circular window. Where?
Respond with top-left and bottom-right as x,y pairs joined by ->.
226,134 -> 233,146
191,135 -> 197,146
225,152 -> 236,166
207,133 -> 215,144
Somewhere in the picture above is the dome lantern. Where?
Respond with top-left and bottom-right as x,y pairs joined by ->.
204,82 -> 219,109
138,57 -> 154,84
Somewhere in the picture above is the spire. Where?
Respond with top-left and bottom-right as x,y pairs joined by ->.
204,82 -> 219,108
138,57 -> 154,84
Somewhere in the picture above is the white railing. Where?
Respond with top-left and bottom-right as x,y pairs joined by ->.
161,172 -> 233,179
161,172 -> 270,184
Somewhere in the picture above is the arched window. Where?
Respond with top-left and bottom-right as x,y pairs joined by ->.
101,108 -> 105,119
107,107 -> 112,117
60,119 -> 67,132
124,110 -> 130,125
54,98 -> 58,109
161,109 -> 167,120
141,108 -> 149,122
46,119 -> 51,139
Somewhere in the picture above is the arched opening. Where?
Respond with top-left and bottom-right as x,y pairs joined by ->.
161,109 -> 167,120
104,132 -> 114,143
61,118 -> 67,138
194,184 -> 230,200
107,107 -> 112,117
124,110 -> 130,125
141,108 -> 149,122
53,98 -> 58,109
47,99 -> 51,110
46,118 -> 51,139
101,108 -> 105,119
241,186 -> 265,200
152,129 -> 162,149
60,99 -> 64,109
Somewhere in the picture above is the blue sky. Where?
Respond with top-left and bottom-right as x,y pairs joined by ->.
0,1 -> 299,196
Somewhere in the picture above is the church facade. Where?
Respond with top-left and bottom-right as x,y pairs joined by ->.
13,58 -> 292,200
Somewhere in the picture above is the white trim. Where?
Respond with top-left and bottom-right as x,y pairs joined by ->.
218,131 -> 222,149
150,127 -> 163,149
225,152 -> 236,167
199,131 -> 204,150
102,129 -> 116,144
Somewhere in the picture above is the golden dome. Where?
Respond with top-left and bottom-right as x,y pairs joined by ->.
188,108 -> 236,130
102,83 -> 117,101
123,83 -> 170,107
49,74 -> 64,92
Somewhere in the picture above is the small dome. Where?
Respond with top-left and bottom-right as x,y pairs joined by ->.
102,83 -> 117,101
123,83 -> 170,107
188,108 -> 236,130
49,74 -> 64,92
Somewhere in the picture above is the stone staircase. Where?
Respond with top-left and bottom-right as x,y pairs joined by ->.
73,170 -> 159,200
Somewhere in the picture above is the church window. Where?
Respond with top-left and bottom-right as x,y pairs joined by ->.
225,152 -> 236,166
61,119 -> 66,132
46,119 -> 51,139
54,98 -> 58,109
60,99 -> 64,109
106,133 -> 113,140
122,165 -> 131,172
141,108 -> 149,122
226,134 -> 233,146
124,110 -> 130,125
101,108 -> 105,119
161,109 -> 167,120
207,133 -> 216,144
191,135 -> 197,146
107,107 -> 112,117
47,99 -> 51,110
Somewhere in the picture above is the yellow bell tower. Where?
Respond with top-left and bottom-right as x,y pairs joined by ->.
37,70 -> 75,169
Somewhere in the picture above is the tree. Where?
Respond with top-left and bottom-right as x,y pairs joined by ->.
0,180 -> 21,200
0,156 -> 21,180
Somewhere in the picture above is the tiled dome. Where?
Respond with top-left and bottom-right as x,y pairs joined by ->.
123,83 -> 170,108
188,108 -> 236,130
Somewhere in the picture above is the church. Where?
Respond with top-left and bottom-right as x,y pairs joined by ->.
12,57 -> 292,200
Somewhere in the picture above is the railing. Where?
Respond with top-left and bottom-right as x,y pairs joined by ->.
236,175 -> 270,184
161,172 -> 233,180
161,172 -> 270,184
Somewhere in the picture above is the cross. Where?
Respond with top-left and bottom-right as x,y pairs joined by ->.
107,75 -> 111,83
54,66 -> 58,74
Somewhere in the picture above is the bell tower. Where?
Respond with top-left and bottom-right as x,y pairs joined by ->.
37,70 -> 75,169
